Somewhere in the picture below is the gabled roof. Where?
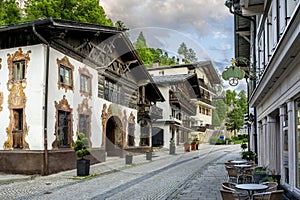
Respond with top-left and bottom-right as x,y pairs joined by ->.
152,74 -> 195,84
148,61 -> 221,85
0,18 -> 164,102
152,73 -> 200,99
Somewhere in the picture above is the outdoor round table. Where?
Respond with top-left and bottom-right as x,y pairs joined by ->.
230,160 -> 248,165
234,164 -> 252,168
235,184 -> 268,199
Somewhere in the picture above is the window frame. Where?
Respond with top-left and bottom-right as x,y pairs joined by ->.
13,60 -> 25,81
79,67 -> 93,97
57,56 -> 74,92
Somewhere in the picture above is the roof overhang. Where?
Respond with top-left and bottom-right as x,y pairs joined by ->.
240,0 -> 265,16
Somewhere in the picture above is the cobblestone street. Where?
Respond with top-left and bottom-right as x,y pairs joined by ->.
0,144 -> 242,200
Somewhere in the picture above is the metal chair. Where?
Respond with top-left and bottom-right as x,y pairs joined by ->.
225,165 -> 243,183
252,190 -> 284,200
220,189 -> 237,200
261,182 -> 278,192
222,182 -> 249,200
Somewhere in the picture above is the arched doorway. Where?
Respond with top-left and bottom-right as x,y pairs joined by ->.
106,116 -> 123,156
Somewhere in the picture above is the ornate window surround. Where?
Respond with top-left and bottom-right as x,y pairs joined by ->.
78,66 -> 92,98
57,56 -> 74,92
77,98 -> 92,146
7,48 -> 31,84
4,48 -> 31,150
52,95 -> 74,149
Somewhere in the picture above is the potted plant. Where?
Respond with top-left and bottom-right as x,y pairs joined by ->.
125,152 -> 133,164
192,138 -> 200,150
241,150 -> 256,161
169,139 -> 176,154
268,169 -> 281,188
146,149 -> 152,160
253,166 -> 267,183
74,132 -> 91,176
184,142 -> 190,152
241,142 -> 247,151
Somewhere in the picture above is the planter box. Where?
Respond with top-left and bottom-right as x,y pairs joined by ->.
125,155 -> 133,164
77,159 -> 90,176
146,152 -> 152,160
169,144 -> 176,155
184,143 -> 190,152
191,143 -> 196,151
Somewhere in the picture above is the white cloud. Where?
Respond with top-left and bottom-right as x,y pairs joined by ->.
101,0 -> 232,36
213,32 -> 228,39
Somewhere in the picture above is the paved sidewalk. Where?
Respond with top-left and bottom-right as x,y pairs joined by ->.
174,147 -> 242,200
0,145 -> 189,185
0,144 -> 241,200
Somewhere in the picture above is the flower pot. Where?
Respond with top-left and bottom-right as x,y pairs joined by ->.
146,152 -> 152,160
191,143 -> 196,151
125,154 -> 133,164
77,159 -> 90,176
184,143 -> 190,152
253,173 -> 267,184
169,144 -> 176,155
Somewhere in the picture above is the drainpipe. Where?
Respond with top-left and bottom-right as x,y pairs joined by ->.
32,23 -> 50,175
225,0 -> 258,162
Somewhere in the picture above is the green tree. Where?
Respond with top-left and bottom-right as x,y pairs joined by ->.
212,98 -> 227,126
224,89 -> 248,135
25,0 -> 113,26
0,0 -> 22,25
225,107 -> 244,136
237,90 -> 248,114
177,42 -> 197,63
225,90 -> 237,107
133,32 -> 176,67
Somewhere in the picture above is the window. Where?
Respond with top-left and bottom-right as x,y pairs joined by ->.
79,114 -> 89,135
13,60 -> 25,81
60,65 -> 72,86
104,79 -> 122,104
12,109 -> 23,148
80,75 -> 91,94
57,56 -> 74,91
58,110 -> 71,147
79,67 -> 93,97
13,109 -> 23,132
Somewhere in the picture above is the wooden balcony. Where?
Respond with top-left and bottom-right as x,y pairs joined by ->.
138,104 -> 163,121
169,92 -> 196,116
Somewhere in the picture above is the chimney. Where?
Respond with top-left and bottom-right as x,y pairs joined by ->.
152,60 -> 159,67
178,54 -> 185,64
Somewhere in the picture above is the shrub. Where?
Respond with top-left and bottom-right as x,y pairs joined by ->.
209,137 -> 219,144
241,150 -> 256,161
74,132 -> 90,159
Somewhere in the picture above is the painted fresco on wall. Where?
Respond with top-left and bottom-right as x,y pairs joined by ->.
101,103 -> 136,149
57,56 -> 74,92
77,98 -> 92,146
52,95 -> 74,149
0,58 -> 2,111
4,48 -> 31,150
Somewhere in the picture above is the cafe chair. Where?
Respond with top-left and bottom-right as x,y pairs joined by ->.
252,190 -> 284,200
222,182 -> 249,200
220,189 -> 249,200
225,165 -> 243,183
261,182 -> 278,192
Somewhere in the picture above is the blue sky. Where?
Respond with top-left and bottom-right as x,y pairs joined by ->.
101,0 -> 247,91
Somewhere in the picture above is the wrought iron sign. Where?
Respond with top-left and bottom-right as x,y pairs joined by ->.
222,58 -> 245,86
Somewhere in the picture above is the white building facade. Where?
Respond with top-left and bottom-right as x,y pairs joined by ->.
229,0 -> 300,198
148,62 -> 220,147
0,19 -> 164,175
